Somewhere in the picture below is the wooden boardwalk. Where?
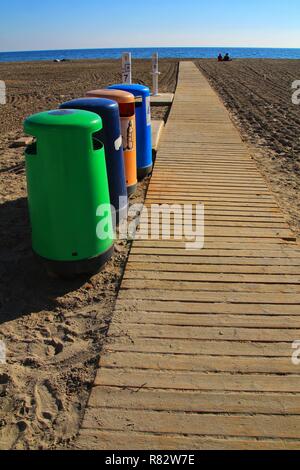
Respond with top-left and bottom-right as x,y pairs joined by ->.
77,62 -> 300,450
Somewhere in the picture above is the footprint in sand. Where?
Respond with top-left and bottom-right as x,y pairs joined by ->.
43,338 -> 64,357
0,424 -> 20,450
34,381 -> 59,425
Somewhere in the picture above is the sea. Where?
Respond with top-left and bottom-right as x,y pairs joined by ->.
0,47 -> 300,63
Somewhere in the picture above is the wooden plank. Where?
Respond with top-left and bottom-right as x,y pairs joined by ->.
152,163 -> 262,167
77,61 -> 300,450
83,408 -> 300,438
113,311 -> 300,328
77,430 -> 300,450
146,191 -> 274,197
106,337 -> 295,357
82,408 -> 300,439
130,248 -> 300,258
153,209 -> 286,216
149,178 -> 269,184
100,353 -> 299,374
128,255 -> 300,266
135,228 -> 293,237
121,279 -> 300,294
124,270 -> 300,284
109,323 -> 300,342
149,185 -> 268,193
144,201 -> 279,209
135,233 -> 294,241
94,369 -> 300,394
132,241 -> 294,249
148,192 -> 276,198
115,299 -> 300,315
138,220 -> 289,229
125,262 -> 300,275
151,173 -> 266,178
88,386 -> 300,414
118,289 -> 300,304
149,178 -> 269,183
146,200 -> 279,208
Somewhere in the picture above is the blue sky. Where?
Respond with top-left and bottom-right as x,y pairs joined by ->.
1,0 -> 299,52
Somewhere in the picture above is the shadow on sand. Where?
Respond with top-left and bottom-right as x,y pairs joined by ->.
0,197 -> 90,323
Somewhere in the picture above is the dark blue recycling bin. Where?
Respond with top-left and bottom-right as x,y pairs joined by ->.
60,98 -> 128,225
108,84 -> 152,180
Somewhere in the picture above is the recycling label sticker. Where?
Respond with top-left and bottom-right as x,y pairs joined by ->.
114,135 -> 122,151
121,117 -> 135,151
146,96 -> 151,126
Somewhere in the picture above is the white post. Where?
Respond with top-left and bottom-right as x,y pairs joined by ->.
0,80 -> 6,104
151,53 -> 160,96
122,52 -> 132,84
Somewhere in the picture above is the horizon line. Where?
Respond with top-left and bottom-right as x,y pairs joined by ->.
1,45 -> 300,54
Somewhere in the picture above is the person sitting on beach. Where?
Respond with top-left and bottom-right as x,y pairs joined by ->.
218,54 -> 223,62
223,53 -> 232,62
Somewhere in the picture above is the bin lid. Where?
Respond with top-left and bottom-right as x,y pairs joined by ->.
108,83 -> 150,98
60,98 -> 119,120
24,109 -> 102,135
86,89 -> 134,104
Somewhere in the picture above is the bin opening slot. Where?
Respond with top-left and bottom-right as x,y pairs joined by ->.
135,96 -> 143,108
121,102 -> 135,117
25,139 -> 37,155
92,134 -> 104,151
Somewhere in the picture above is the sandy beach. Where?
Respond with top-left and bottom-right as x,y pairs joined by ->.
197,59 -> 300,236
0,59 -> 178,449
0,58 -> 299,449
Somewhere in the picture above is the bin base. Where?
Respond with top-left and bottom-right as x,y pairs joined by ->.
127,183 -> 137,198
137,164 -> 153,181
36,245 -> 114,278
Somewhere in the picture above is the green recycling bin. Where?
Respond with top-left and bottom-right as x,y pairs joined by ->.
24,109 -> 114,276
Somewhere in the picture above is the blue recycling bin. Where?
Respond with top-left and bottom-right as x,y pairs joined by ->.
108,84 -> 152,180
60,98 -> 128,225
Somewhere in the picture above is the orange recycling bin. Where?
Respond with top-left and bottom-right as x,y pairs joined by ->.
86,89 -> 137,196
